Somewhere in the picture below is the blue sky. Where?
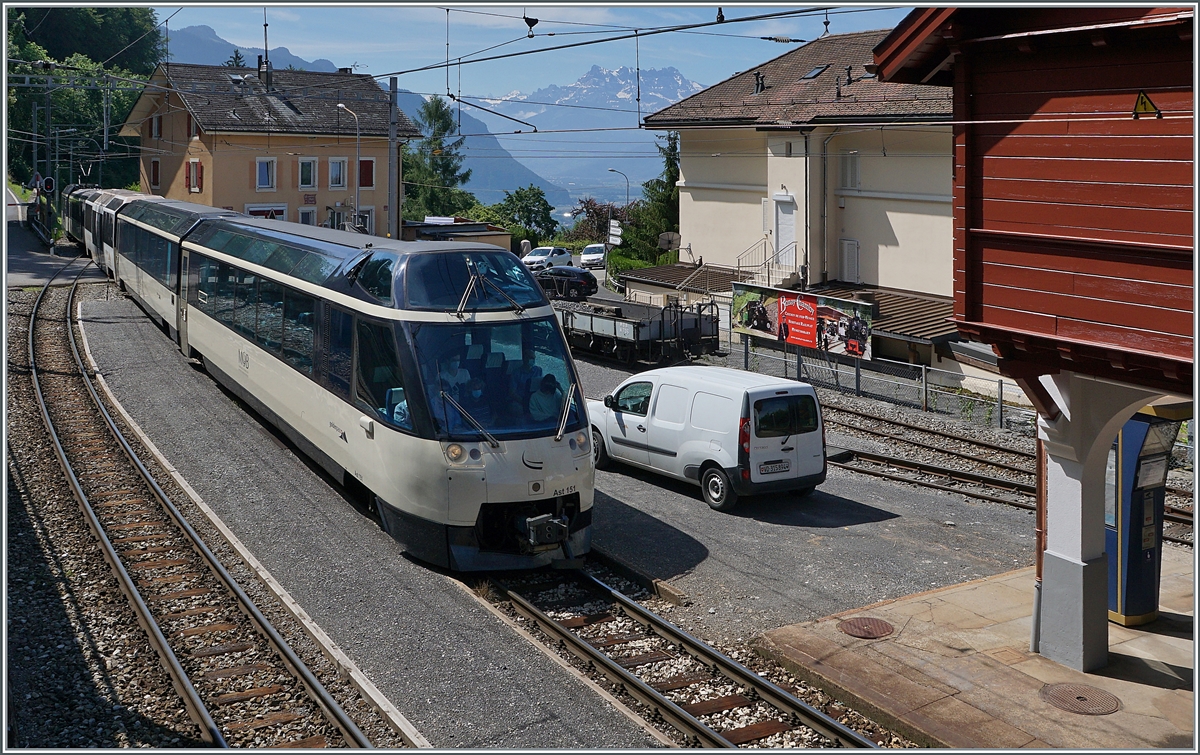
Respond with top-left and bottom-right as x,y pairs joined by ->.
153,4 -> 914,96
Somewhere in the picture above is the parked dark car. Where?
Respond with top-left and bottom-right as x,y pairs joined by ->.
534,266 -> 599,300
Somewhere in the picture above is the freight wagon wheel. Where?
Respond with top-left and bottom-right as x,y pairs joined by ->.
701,466 -> 738,511
592,428 -> 610,470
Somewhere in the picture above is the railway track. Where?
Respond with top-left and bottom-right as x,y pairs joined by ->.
29,262 -> 372,748
824,405 -> 1192,546
494,570 -> 880,748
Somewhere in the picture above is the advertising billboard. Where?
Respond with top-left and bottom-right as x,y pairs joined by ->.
731,282 -> 874,360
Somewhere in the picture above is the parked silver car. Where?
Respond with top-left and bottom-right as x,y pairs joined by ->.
579,243 -> 606,269
521,245 -> 572,271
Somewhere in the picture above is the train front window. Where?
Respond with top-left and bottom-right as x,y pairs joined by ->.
409,317 -> 584,439
405,250 -> 545,311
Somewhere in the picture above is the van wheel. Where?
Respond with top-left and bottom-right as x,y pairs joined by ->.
702,467 -> 738,511
592,428 -> 610,470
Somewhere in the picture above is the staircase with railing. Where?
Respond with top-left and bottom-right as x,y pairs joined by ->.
736,238 -> 801,288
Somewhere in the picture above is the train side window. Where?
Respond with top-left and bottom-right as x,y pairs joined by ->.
233,272 -> 257,339
356,252 -> 397,306
326,307 -> 353,399
355,319 -> 411,430
192,255 -> 218,313
215,262 -> 236,324
255,279 -> 284,351
282,289 -> 315,375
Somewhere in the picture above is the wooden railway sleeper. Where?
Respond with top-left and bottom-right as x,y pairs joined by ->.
60,275 -> 372,748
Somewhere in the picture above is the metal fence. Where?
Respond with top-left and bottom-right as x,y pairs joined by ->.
709,336 -> 1196,469
708,336 -> 1038,435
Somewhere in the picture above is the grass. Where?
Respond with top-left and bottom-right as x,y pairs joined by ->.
7,180 -> 32,202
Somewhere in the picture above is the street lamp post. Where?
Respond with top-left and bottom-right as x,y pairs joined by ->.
337,103 -> 361,231
607,167 -> 629,206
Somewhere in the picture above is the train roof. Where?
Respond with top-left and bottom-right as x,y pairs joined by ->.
188,215 -> 530,292
121,197 -> 239,237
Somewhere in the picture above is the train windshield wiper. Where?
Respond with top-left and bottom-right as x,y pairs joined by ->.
441,390 -> 500,448
456,258 -> 525,317
554,382 -> 577,442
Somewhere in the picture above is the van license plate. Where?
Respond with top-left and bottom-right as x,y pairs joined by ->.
759,461 -> 791,474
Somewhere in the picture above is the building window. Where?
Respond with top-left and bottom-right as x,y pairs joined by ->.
186,159 -> 202,193
150,114 -> 162,139
298,208 -> 316,226
245,204 -> 287,220
298,158 -> 317,189
187,113 -> 199,138
358,158 -> 375,190
839,150 -> 859,189
150,159 -> 161,190
256,158 -> 277,191
329,158 -> 347,190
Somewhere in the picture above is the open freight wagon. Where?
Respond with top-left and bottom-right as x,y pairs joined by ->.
552,299 -> 722,364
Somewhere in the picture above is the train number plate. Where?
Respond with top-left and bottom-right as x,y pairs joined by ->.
759,460 -> 790,475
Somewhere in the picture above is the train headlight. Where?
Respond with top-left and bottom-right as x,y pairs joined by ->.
445,443 -> 466,463
570,430 -> 590,456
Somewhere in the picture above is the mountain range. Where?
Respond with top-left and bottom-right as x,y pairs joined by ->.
475,66 -> 704,204
165,26 -> 706,210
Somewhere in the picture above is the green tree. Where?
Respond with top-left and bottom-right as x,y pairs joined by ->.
12,7 -> 163,75
564,197 -> 626,244
402,95 -> 476,219
499,185 -> 557,239
7,11 -> 146,189
622,132 -> 680,264
223,48 -> 247,67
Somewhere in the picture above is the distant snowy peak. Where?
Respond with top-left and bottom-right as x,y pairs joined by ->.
488,66 -> 703,115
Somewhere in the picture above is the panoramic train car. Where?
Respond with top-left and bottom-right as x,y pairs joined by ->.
81,188 -> 143,275
110,199 -> 594,571
113,199 -> 240,340
61,184 -> 100,247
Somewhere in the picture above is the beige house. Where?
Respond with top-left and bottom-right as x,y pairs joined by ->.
120,62 -> 420,235
639,28 -> 963,367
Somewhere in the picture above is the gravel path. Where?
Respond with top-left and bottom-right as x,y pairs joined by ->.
75,291 -> 662,749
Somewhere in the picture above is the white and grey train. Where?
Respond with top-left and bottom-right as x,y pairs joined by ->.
62,185 -> 595,570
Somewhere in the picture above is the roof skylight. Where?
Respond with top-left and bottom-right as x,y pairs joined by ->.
802,65 -> 829,80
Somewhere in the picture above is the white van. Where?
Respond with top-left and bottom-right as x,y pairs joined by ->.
587,366 -> 826,510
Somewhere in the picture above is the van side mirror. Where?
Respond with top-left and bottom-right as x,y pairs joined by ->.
603,395 -> 613,408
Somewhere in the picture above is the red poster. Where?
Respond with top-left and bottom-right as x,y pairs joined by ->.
777,293 -> 818,348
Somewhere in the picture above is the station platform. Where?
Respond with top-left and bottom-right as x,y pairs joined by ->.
756,545 -> 1194,749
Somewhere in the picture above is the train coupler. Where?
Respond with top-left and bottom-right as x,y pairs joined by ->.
520,513 -> 569,553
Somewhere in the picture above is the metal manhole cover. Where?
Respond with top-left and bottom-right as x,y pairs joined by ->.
1039,683 -> 1121,715
838,617 -> 894,639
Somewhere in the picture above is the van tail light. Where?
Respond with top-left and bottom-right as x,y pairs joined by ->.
741,468 -> 751,481
821,409 -> 827,452
739,418 -> 751,454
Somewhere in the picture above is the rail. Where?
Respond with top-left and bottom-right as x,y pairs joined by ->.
501,572 -> 878,748
30,265 -> 372,748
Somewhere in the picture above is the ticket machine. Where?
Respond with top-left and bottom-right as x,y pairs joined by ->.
1105,403 -> 1188,625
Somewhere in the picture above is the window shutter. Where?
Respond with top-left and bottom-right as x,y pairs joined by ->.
184,163 -> 191,190
360,159 -> 373,188
197,162 -> 203,191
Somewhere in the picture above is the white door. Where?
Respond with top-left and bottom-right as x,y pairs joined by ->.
839,238 -> 859,284
747,389 -> 824,483
774,196 -> 796,266
606,381 -> 652,467
646,383 -> 689,476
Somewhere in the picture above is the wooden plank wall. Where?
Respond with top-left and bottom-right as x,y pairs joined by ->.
958,21 -> 1193,362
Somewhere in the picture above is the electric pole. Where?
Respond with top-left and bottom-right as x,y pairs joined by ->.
388,76 -> 399,239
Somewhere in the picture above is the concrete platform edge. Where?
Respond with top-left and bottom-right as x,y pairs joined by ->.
751,633 -> 951,749
589,546 -> 689,606
77,300 -> 432,748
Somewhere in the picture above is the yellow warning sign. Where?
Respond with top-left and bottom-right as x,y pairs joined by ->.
1132,90 -> 1161,119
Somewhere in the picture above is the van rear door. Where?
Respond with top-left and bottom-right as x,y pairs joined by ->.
747,388 -> 823,483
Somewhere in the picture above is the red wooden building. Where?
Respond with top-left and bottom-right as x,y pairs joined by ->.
874,8 -> 1193,672
874,6 -> 1192,401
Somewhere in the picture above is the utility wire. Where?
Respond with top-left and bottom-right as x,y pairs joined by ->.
102,7 -> 183,67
